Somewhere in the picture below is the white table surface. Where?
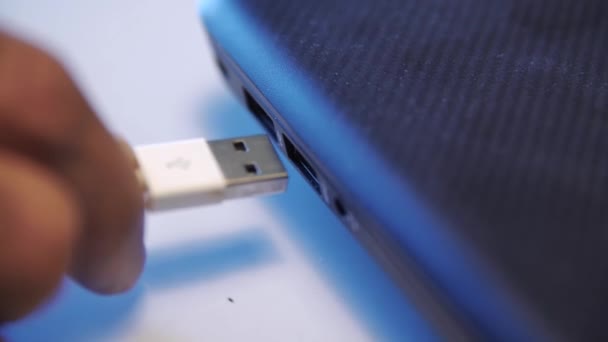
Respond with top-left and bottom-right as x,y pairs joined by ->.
0,1 -> 434,341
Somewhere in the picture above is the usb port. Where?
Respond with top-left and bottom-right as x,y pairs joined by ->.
244,89 -> 276,139
283,134 -> 321,194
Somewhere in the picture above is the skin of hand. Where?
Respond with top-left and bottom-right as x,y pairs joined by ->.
0,31 -> 145,323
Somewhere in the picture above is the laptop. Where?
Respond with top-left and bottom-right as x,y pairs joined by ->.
201,0 -> 608,340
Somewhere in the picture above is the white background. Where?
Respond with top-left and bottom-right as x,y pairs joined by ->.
0,1 -> 432,341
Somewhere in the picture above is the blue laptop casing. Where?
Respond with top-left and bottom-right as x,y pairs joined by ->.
202,0 -> 608,340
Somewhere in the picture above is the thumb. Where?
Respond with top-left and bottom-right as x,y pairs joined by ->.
0,149 -> 79,322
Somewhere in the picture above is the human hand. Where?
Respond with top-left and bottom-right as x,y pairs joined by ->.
0,31 -> 145,323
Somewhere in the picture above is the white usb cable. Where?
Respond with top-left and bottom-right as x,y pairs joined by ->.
130,135 -> 288,211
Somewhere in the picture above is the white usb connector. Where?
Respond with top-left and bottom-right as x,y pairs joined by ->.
132,135 -> 288,211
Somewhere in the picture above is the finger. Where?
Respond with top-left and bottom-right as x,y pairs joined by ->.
0,149 -> 78,323
0,32 -> 145,294
63,123 -> 146,294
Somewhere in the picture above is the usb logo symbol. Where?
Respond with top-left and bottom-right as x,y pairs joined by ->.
166,157 -> 191,170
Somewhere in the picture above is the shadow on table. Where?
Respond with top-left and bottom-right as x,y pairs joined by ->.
200,94 -> 437,341
3,229 -> 278,342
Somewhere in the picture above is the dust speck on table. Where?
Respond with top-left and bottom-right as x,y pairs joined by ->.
228,297 -> 234,303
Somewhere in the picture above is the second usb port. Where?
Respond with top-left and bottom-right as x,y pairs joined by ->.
283,134 -> 321,194
244,89 -> 276,139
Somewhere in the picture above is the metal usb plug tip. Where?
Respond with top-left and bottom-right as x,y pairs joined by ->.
208,134 -> 288,200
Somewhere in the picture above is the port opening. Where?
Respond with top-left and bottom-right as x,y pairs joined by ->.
244,89 -> 276,138
334,198 -> 348,217
283,134 -> 321,194
216,58 -> 228,79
